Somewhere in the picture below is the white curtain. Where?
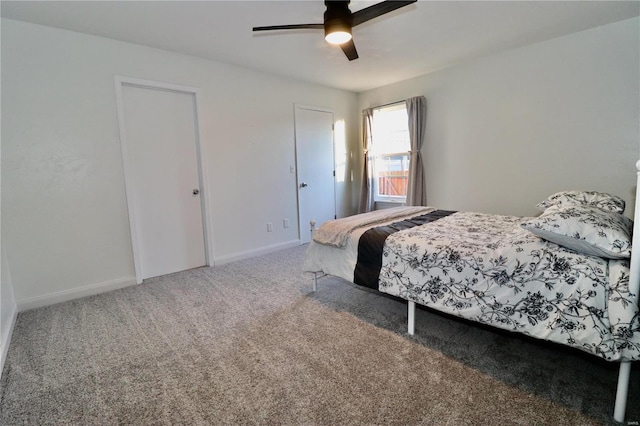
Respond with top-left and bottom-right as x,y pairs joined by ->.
358,108 -> 375,213
405,96 -> 427,206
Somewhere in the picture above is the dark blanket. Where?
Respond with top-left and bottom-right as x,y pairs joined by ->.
353,209 -> 456,289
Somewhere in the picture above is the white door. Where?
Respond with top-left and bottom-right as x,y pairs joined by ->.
295,105 -> 336,244
117,80 -> 207,281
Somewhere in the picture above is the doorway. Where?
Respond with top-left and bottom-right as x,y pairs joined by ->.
294,105 -> 336,244
115,77 -> 210,283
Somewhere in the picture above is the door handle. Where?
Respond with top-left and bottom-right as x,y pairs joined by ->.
192,189 -> 200,195
300,182 -> 308,188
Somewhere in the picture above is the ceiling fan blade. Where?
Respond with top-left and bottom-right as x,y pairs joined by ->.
340,39 -> 359,61
253,24 -> 324,32
351,0 -> 417,27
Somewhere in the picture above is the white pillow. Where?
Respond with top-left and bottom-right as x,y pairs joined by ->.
536,190 -> 625,214
521,205 -> 632,259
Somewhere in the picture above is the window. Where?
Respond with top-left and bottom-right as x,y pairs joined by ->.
371,103 -> 410,202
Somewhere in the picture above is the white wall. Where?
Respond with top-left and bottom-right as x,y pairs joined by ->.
358,18 -> 640,218
1,16 -> 18,370
1,18 -> 359,306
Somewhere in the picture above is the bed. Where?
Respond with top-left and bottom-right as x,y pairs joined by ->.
303,165 -> 640,423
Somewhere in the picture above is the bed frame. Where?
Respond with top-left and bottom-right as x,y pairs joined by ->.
308,160 -> 640,423
612,160 -> 640,422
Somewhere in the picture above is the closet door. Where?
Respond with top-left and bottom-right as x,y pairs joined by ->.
295,105 -> 336,244
117,79 -> 207,281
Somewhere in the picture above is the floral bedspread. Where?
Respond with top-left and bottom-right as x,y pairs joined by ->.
378,212 -> 640,361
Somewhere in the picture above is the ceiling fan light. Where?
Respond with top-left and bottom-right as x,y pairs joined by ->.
325,30 -> 352,45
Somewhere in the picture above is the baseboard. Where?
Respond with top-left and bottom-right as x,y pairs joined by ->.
14,241 -> 302,311
214,239 -> 301,265
4,241 -> 298,374
0,302 -> 18,376
16,276 -> 138,312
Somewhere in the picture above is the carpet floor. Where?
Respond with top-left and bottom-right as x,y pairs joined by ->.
0,245 -> 638,425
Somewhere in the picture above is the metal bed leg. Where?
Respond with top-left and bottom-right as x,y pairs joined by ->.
310,219 -> 318,293
614,361 -> 631,422
309,271 -> 326,292
408,301 -> 415,335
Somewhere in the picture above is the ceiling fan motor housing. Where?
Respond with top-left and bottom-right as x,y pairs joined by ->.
253,0 -> 417,60
324,1 -> 353,39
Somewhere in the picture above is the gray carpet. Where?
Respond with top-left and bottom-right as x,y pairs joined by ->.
0,245 -> 638,425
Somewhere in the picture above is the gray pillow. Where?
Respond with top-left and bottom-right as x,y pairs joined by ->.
536,190 -> 625,214
521,205 -> 632,259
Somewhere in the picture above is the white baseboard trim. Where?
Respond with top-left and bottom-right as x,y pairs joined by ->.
214,239 -> 301,265
14,241 -> 302,311
16,276 -> 138,312
3,241 -> 301,371
1,302 -> 18,376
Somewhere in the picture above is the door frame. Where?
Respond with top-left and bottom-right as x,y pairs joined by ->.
114,76 -> 214,283
293,104 -> 337,243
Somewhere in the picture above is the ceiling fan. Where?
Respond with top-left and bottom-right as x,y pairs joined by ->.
253,0 -> 417,61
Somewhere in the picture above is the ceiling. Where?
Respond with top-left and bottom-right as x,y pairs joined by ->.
2,1 -> 639,93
